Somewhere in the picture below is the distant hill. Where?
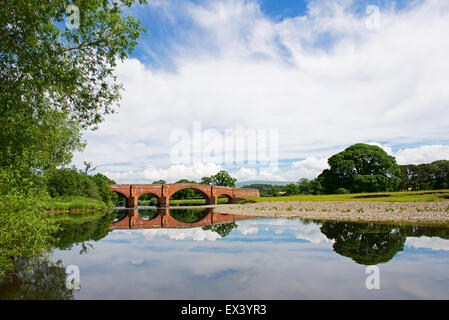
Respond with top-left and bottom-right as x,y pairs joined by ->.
236,180 -> 294,187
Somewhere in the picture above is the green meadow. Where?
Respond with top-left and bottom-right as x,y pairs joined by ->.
43,196 -> 108,211
245,190 -> 449,203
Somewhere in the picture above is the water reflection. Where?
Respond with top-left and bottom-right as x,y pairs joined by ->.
320,221 -> 406,265
0,258 -> 75,300
3,210 -> 449,299
319,221 -> 449,265
53,208 -> 449,267
110,207 -> 254,231
52,211 -> 116,254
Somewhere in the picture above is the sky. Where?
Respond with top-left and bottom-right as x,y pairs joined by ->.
71,0 -> 449,183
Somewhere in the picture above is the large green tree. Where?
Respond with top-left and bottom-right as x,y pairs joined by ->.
1,0 -> 147,173
318,143 -> 401,193
0,0 -> 146,274
201,170 -> 237,187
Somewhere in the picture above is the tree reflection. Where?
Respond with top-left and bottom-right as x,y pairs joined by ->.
52,211 -> 115,253
169,209 -> 208,223
203,222 -> 238,238
320,221 -> 406,265
0,259 -> 75,300
138,209 -> 158,220
402,225 -> 449,240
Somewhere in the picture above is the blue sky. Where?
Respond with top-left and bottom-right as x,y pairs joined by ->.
128,0 -> 421,68
72,0 -> 449,183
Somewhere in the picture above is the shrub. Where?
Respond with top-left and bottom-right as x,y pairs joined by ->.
0,169 -> 57,275
45,168 -> 116,206
336,187 -> 350,194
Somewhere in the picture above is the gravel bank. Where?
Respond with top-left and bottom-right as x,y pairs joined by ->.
215,201 -> 449,224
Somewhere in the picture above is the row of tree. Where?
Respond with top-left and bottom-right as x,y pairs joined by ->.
45,167 -> 118,206
399,160 -> 449,191
245,144 -> 449,196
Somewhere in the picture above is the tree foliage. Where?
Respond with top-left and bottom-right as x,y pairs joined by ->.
0,0 -> 146,276
283,183 -> 300,195
241,184 -> 282,197
317,144 -> 401,194
1,0 -> 147,172
399,160 -> 449,190
0,185 -> 58,274
201,170 -> 237,187
45,167 -> 117,205
171,179 -> 203,200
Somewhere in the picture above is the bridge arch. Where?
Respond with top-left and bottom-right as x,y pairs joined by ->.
111,190 -> 129,207
137,192 -> 161,207
113,210 -> 129,224
167,184 -> 212,205
217,194 -> 234,204
169,208 -> 210,224
109,184 -> 260,208
214,189 -> 235,204
138,208 -> 159,220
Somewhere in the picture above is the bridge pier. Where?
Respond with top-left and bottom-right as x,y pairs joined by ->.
158,195 -> 169,207
207,195 -> 217,205
126,196 -> 138,208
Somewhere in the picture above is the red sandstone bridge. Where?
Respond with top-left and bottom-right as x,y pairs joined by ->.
110,208 -> 255,230
109,183 -> 260,208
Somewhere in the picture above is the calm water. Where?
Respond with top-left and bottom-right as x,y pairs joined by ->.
4,208 -> 449,299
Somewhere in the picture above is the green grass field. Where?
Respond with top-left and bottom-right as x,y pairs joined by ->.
43,196 -> 108,211
138,198 -> 230,206
246,190 -> 449,203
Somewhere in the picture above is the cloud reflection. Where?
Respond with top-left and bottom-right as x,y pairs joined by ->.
406,237 -> 449,251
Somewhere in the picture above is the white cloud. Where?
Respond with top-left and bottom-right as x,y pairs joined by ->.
395,145 -> 449,165
237,219 -> 333,245
104,162 -> 224,183
72,0 -> 449,183
232,167 -> 258,181
232,167 -> 285,182
366,142 -> 394,156
238,226 -> 258,235
406,236 -> 449,251
290,157 -> 329,179
141,228 -> 221,241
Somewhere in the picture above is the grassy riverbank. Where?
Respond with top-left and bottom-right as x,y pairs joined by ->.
246,190 -> 449,203
43,196 -> 109,212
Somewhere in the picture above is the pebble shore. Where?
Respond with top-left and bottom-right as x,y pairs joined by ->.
215,201 -> 449,224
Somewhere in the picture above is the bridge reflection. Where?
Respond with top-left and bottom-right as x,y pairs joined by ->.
110,208 -> 255,230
